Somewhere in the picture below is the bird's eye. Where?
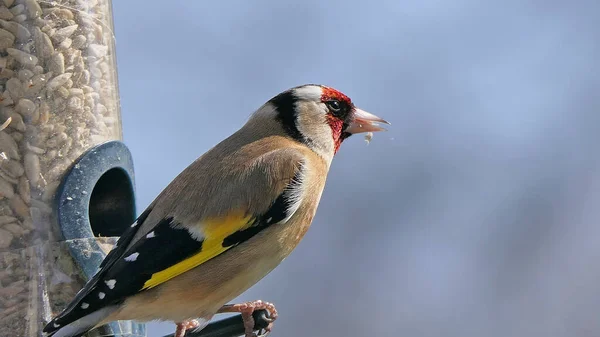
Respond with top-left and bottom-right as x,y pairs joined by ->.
326,100 -> 341,112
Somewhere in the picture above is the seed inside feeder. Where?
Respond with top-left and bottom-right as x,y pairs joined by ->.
0,0 -> 123,335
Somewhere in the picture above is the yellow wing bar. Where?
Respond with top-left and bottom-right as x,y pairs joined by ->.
142,211 -> 253,290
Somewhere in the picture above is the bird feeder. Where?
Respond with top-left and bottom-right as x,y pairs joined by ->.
0,0 -> 142,336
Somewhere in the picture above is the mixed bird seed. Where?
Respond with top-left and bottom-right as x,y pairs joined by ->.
0,0 -> 121,335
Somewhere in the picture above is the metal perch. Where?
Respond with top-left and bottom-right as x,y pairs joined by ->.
161,310 -> 272,337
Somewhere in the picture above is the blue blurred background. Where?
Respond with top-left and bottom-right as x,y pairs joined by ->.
112,1 -> 600,336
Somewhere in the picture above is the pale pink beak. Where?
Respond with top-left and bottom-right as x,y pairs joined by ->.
345,107 -> 390,134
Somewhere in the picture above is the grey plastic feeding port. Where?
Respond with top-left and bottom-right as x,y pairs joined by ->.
57,141 -> 136,242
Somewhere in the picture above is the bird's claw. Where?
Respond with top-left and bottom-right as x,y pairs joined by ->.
218,300 -> 278,337
174,319 -> 201,337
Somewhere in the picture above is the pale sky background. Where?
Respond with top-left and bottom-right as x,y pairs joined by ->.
111,1 -> 599,337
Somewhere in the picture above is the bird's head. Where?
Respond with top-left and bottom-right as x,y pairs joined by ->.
255,84 -> 389,160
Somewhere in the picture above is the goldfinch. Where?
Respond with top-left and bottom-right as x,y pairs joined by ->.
43,84 -> 389,337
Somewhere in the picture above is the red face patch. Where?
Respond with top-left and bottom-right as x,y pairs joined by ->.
326,114 -> 344,154
321,86 -> 353,154
320,87 -> 352,106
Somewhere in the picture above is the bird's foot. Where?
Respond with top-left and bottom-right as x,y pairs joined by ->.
174,319 -> 201,337
218,300 -> 278,337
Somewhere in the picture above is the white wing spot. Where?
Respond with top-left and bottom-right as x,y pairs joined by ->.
146,231 -> 155,239
186,226 -> 205,241
130,220 -> 138,227
81,302 -> 89,309
124,252 -> 139,262
105,279 -> 116,289
53,322 -> 60,328
266,217 -> 273,224
98,292 -> 105,299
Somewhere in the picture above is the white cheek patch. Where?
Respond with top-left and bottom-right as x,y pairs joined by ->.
294,111 -> 335,162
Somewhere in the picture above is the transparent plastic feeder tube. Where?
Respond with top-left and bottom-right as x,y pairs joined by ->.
0,0 -> 123,336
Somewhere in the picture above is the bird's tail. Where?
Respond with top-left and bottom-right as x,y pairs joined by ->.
43,306 -> 118,337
